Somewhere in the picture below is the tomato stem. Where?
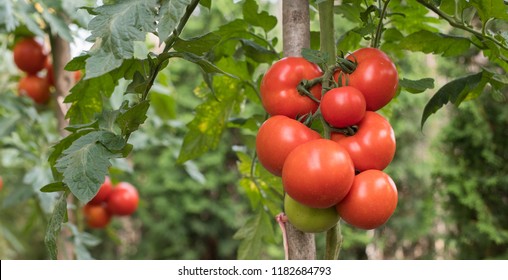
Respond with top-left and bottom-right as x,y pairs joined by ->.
324,222 -> 343,260
297,80 -> 321,104
372,0 -> 391,49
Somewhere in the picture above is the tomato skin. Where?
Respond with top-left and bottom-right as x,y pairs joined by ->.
18,75 -> 51,104
336,48 -> 398,111
0,176 -> 3,191
336,170 -> 398,230
13,38 -> 47,74
256,115 -> 321,176
284,194 -> 339,233
83,203 -> 112,229
107,182 -> 139,216
282,139 -> 355,208
320,86 -> 366,128
260,57 -> 322,118
88,177 -> 113,205
333,111 -> 395,171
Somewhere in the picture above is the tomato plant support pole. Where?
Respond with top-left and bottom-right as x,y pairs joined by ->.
49,34 -> 74,259
319,0 -> 343,260
282,0 -> 316,260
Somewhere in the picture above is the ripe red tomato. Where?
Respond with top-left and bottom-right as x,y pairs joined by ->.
88,176 -> 113,205
335,48 -> 398,111
18,75 -> 51,104
256,115 -> 321,176
282,139 -> 355,208
83,203 -> 112,229
0,176 -> 3,191
107,182 -> 139,216
336,170 -> 398,230
13,37 -> 47,74
320,86 -> 366,128
332,111 -> 395,171
260,57 -> 322,119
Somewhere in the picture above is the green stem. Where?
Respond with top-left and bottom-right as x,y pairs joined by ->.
372,0 -> 391,48
324,222 -> 343,260
416,0 -> 508,51
163,0 -> 201,53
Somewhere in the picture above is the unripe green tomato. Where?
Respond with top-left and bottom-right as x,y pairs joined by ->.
284,194 -> 339,233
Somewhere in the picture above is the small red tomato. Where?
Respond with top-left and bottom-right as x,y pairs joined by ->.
107,182 -> 139,216
320,86 -> 366,128
336,170 -> 398,230
83,203 -> 112,229
88,176 -> 113,205
13,37 -> 47,74
18,75 -> 51,104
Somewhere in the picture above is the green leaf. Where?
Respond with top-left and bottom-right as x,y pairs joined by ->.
158,0 -> 193,43
41,9 -> 73,42
65,55 -> 89,71
199,0 -> 211,9
400,30 -> 471,56
164,52 -> 236,77
240,39 -> 278,63
65,75 -> 116,125
233,207 -> 275,260
399,78 -> 435,93
116,100 -> 150,135
40,182 -> 68,193
85,0 -> 158,77
151,92 -> 177,120
54,131 -> 125,202
302,48 -> 329,65
0,0 -> 18,32
173,33 -> 221,55
421,72 -> 485,128
177,76 -> 243,163
44,192 -> 68,260
470,0 -> 508,22
242,0 -> 277,32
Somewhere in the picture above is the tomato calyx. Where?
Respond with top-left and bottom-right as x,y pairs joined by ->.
296,78 -> 322,104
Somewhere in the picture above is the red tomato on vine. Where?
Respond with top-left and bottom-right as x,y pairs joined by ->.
13,37 -> 47,74
18,75 -> 51,104
83,203 -> 112,229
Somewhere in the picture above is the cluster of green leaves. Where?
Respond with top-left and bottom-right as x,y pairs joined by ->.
334,0 -> 508,128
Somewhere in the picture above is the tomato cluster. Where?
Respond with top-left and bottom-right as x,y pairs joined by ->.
83,177 -> 139,229
12,36 -> 81,105
257,48 -> 398,232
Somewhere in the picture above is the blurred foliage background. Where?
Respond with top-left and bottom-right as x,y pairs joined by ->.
1,0 -> 507,260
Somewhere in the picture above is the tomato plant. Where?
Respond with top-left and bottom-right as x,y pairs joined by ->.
260,57 -> 322,118
335,48 -> 398,111
256,115 -> 321,176
18,75 -> 51,104
88,177 -> 113,205
107,182 -> 139,216
45,61 -> 82,87
320,86 -> 366,128
284,194 -> 339,233
282,139 -> 355,208
83,204 -> 112,229
336,170 -> 398,230
13,37 -> 47,74
332,111 -> 396,171
0,176 -> 3,191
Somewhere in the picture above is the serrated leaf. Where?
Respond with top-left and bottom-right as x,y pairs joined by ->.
164,52 -> 236,77
177,76 -> 243,163
301,48 -> 329,65
85,0 -> 158,77
41,9 -> 73,42
158,0 -> 193,43
240,39 -> 278,63
54,131 -> 124,202
233,207 -> 274,260
242,0 -> 277,32
421,72 -> 485,128
44,192 -> 68,260
115,100 -> 150,135
0,0 -> 18,32
400,30 -> 470,56
399,78 -> 435,93
40,182 -> 68,193
65,55 -> 89,71
172,33 -> 222,55
470,0 -> 508,22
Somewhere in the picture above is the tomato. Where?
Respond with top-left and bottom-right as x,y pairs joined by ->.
13,37 -> 47,74
320,86 -> 366,128
332,111 -> 395,171
260,57 -> 322,118
336,170 -> 398,230
18,75 -> 51,104
107,182 -> 139,216
256,115 -> 321,176
0,176 -> 3,191
88,176 -> 113,205
335,48 -> 398,111
83,203 -> 112,229
284,194 -> 339,233
282,139 -> 355,208
46,60 -> 82,86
